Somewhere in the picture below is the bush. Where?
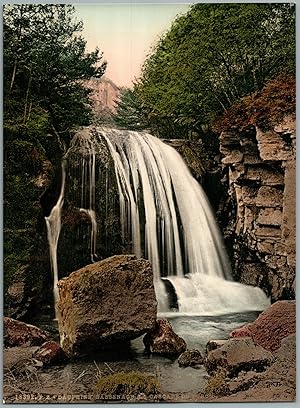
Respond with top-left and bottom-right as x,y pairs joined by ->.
212,74 -> 295,133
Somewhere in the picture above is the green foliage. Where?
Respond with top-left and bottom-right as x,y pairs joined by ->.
3,4 -> 106,152
95,371 -> 161,401
3,5 -> 106,315
113,88 -> 149,131
120,3 -> 295,138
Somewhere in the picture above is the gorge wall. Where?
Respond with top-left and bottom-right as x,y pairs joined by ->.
218,116 -> 296,301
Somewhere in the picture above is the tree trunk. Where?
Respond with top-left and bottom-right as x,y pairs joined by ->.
23,69 -> 32,124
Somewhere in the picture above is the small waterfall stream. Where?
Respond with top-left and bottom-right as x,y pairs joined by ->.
46,127 -> 270,315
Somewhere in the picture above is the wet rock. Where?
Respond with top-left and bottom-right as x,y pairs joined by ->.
57,255 -> 157,356
206,339 -> 228,353
205,337 -> 274,377
32,341 -> 67,365
221,150 -> 243,164
178,349 -> 204,368
230,300 -> 295,352
143,319 -> 187,357
4,317 -> 49,348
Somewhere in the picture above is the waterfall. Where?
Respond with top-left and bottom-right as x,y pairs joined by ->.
46,127 -> 270,315
45,161 -> 66,319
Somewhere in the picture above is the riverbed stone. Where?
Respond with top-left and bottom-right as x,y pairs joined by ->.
143,319 -> 187,357
205,337 -> 274,377
4,317 -> 49,348
32,341 -> 67,365
178,349 -> 204,368
57,255 -> 157,356
230,300 -> 295,352
211,334 -> 296,402
206,339 -> 228,353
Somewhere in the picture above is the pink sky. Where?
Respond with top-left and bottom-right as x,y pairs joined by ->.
76,4 -> 190,88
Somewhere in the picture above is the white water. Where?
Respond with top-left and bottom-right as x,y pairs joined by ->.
45,161 -> 66,319
45,127 -> 270,315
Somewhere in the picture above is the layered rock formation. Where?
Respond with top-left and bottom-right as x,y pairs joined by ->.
219,115 -> 296,300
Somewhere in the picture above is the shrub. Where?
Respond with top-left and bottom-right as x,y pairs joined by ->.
212,74 -> 295,133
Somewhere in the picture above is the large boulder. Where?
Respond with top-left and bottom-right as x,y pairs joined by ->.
57,255 -> 157,356
230,300 -> 295,352
4,317 -> 49,348
205,337 -> 274,377
143,319 -> 186,357
210,335 -> 296,402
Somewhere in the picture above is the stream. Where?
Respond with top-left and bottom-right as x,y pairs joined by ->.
30,311 -> 260,397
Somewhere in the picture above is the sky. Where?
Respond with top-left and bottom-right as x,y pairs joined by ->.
75,4 -> 191,88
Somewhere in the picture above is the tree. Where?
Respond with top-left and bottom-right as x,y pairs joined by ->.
3,4 -> 107,154
113,87 -> 150,131
3,4 -> 107,316
128,3 -> 295,138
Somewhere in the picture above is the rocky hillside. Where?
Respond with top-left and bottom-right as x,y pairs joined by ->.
216,76 -> 296,301
86,77 -> 120,122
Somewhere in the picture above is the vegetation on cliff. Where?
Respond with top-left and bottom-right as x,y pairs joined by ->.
212,74 -> 296,133
3,4 -> 106,316
114,3 -> 295,138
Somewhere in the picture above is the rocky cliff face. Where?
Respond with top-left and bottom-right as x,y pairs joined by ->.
86,77 -> 120,121
219,115 -> 296,301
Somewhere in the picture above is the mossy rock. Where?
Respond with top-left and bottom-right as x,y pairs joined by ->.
204,369 -> 229,397
95,371 -> 162,401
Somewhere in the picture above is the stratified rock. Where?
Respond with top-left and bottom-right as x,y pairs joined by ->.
230,300 -> 295,352
205,337 -> 274,377
4,317 -> 49,348
218,115 -> 295,302
32,341 -> 67,365
57,255 -> 157,356
178,349 -> 204,368
143,319 -> 186,357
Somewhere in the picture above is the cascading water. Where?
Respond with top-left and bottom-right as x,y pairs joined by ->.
46,127 -> 270,316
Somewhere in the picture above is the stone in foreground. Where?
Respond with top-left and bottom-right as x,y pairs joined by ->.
4,317 -> 49,348
178,349 -> 204,368
205,337 -> 274,377
57,255 -> 157,356
32,341 -> 67,365
143,319 -> 186,356
206,339 -> 228,353
230,300 -> 295,352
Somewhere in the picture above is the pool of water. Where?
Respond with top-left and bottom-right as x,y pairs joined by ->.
32,311 -> 260,396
